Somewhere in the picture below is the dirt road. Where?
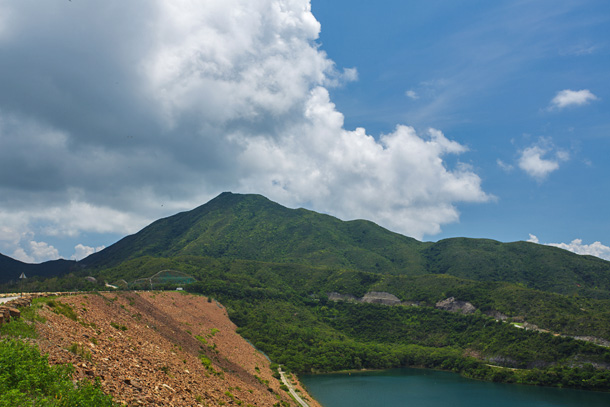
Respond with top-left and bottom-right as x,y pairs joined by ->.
279,366 -> 310,407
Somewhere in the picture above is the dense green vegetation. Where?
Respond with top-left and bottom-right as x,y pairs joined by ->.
423,238 -> 610,298
0,253 -> 75,285
36,192 -> 606,297
78,255 -> 610,340
187,279 -> 610,391
78,193 -> 426,275
3,192 -> 610,392
4,193 -> 610,297
0,339 -> 118,406
175,255 -> 610,390
0,302 -> 118,406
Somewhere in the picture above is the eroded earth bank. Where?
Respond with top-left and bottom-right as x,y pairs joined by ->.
30,291 -> 320,407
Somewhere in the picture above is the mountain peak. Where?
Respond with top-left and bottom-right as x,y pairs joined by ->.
79,192 -> 423,272
7,193 -> 610,298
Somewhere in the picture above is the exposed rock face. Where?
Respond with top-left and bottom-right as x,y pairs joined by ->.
328,291 -> 408,306
0,307 -> 10,320
22,292 -> 321,407
435,297 -> 477,314
328,291 -> 485,316
0,306 -> 20,326
327,292 -> 358,302
361,292 -> 402,306
487,355 -> 518,368
6,306 -> 20,318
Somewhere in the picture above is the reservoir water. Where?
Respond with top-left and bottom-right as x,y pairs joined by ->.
301,368 -> 610,407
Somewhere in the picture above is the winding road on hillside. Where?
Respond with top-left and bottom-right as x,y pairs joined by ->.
279,366 -> 310,407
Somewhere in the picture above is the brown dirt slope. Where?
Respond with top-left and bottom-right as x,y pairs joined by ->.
32,291 -> 321,407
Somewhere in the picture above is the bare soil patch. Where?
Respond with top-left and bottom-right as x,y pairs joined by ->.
32,291 -> 320,407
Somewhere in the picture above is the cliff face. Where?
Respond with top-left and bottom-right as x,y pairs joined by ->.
328,291 -> 416,306
435,297 -> 476,314
31,292 -> 320,407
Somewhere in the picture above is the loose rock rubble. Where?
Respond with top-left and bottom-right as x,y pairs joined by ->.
435,297 -> 476,314
24,291 -> 320,407
0,296 -> 31,325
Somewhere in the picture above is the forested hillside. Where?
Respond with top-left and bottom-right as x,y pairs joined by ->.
0,253 -> 75,285
73,192 -> 610,297
5,193 -> 610,297
3,192 -> 610,391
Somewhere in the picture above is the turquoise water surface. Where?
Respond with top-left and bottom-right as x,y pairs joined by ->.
301,368 -> 610,407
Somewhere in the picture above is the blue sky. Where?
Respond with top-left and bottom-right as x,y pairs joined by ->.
313,0 -> 610,247
0,0 -> 609,263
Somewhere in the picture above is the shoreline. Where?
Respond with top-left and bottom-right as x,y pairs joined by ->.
301,365 -> 610,394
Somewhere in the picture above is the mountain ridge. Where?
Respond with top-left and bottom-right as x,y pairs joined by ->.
79,192 -> 428,275
3,192 -> 610,297
5,192 -> 610,391
0,252 -> 76,284
79,192 -> 610,297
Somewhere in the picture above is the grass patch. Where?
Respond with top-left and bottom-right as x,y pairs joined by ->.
20,302 -> 46,324
68,343 -> 92,361
0,318 -> 37,339
110,322 -> 128,331
44,299 -> 78,322
199,354 -> 213,369
0,338 -> 118,406
199,354 -> 224,377
254,375 -> 268,386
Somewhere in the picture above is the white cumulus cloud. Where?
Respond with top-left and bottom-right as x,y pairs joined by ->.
549,89 -> 598,110
71,244 -> 106,261
528,234 -> 610,261
11,248 -> 34,263
12,241 -> 60,263
548,239 -> 610,261
0,0 -> 492,258
237,90 -> 491,238
518,139 -> 569,181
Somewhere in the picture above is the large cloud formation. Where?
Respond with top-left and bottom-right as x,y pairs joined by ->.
0,0 -> 490,261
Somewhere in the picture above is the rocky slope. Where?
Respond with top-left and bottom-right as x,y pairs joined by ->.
30,291 -> 320,407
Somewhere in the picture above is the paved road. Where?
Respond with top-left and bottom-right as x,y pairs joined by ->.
278,366 -> 310,407
0,296 -> 19,304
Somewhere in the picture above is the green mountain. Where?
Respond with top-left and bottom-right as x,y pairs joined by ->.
5,192 -> 610,391
81,192 -> 428,275
79,192 -> 610,298
423,237 -> 610,297
0,253 -> 76,285
6,192 -> 610,297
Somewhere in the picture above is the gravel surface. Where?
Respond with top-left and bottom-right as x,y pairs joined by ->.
32,291 -> 321,407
